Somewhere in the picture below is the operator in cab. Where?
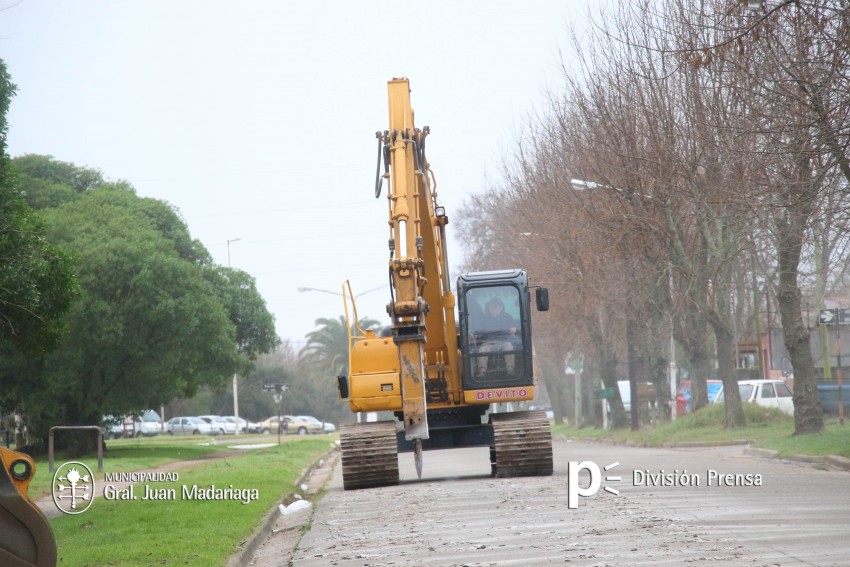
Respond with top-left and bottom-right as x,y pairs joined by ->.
472,297 -> 518,375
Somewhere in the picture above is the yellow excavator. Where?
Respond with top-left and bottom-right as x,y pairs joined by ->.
337,78 -> 553,489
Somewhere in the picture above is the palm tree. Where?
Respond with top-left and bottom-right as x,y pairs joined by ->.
300,315 -> 380,377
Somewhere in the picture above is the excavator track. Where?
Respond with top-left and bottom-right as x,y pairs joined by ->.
340,421 -> 400,490
490,410 -> 553,478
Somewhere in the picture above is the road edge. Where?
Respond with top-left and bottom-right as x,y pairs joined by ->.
560,435 -> 850,471
225,446 -> 339,567
743,446 -> 850,470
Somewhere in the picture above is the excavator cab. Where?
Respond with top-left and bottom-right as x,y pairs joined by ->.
458,269 -> 547,393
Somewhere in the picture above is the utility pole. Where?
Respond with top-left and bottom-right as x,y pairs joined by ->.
227,238 -> 242,434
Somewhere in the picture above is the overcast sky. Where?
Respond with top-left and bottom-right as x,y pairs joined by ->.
1,1 -> 592,346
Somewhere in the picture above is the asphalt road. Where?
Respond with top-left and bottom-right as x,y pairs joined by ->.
290,439 -> 850,566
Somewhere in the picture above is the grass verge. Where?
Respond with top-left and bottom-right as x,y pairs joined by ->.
551,404 -> 850,458
47,436 -> 332,567
28,434 -> 235,499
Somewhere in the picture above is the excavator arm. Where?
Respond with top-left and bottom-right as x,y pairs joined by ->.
381,78 -> 433,444
380,78 -> 463,456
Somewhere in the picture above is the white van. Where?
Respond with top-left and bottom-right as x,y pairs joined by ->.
103,410 -> 162,438
136,409 -> 163,436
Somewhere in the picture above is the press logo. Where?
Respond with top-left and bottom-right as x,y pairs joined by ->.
568,461 -> 621,509
52,461 -> 95,515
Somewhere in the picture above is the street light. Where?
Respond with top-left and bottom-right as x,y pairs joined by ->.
297,286 -> 342,297
297,284 -> 388,300
745,0 -> 793,13
227,238 -> 242,434
571,178 -> 600,191
227,238 -> 242,268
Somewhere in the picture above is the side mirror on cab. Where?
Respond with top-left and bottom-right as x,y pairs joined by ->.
536,287 -> 549,312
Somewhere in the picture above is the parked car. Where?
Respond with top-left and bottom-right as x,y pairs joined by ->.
258,415 -> 330,435
715,379 -> 794,415
297,415 -> 335,433
101,410 -> 162,438
198,415 -> 235,435
101,416 -> 132,439
286,416 -> 323,435
165,416 -> 216,435
676,380 -> 723,416
136,409 -> 163,436
816,381 -> 850,415
609,380 -> 657,414
258,416 -> 285,434
225,416 -> 261,434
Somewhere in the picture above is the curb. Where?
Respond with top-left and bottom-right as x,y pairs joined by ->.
825,455 -> 850,470
664,440 -> 752,448
561,436 -> 850,472
743,446 -> 850,471
225,446 -> 338,567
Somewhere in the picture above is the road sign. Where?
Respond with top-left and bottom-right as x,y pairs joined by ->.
819,309 -> 838,324
262,383 -> 289,393
598,388 -> 615,400
819,308 -> 850,325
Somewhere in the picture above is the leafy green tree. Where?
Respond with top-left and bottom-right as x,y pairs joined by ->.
0,178 -> 278,452
14,154 -> 105,210
0,61 -> 79,357
30,189 -> 237,432
204,266 -> 279,373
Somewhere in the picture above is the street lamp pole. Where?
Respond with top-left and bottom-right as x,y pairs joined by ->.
297,286 -> 342,297
297,284 -> 388,300
669,264 -> 677,421
227,238 -> 242,434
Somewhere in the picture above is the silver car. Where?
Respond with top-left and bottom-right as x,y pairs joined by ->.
225,416 -> 260,434
198,415 -> 235,435
165,416 -> 215,435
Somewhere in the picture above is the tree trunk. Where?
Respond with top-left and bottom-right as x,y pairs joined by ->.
708,264 -> 746,428
777,214 -> 825,434
540,354 -> 567,425
677,307 -> 712,413
713,322 -> 746,428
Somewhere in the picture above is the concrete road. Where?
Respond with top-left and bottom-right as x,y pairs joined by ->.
291,439 -> 850,566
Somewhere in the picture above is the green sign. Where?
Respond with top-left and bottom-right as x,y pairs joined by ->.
598,387 -> 615,399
